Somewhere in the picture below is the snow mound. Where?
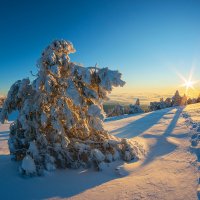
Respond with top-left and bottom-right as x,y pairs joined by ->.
20,155 -> 36,175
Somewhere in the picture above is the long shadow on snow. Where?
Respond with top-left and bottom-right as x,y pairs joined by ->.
141,107 -> 184,166
111,107 -> 174,138
0,152 -> 120,200
0,123 -> 118,199
0,131 -> 9,141
0,108 -> 184,199
0,142 -> 119,200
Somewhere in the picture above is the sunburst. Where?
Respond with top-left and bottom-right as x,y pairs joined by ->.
175,67 -> 199,94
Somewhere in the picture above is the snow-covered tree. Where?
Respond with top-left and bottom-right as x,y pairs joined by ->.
129,98 -> 144,114
0,40 -> 142,175
164,97 -> 172,107
135,98 -> 140,106
159,98 -> 168,109
181,94 -> 187,106
172,90 -> 182,106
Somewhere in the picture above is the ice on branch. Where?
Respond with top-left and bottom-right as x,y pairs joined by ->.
0,39 -> 142,175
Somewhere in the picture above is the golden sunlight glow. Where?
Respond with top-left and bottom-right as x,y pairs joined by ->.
175,67 -> 199,95
182,80 -> 194,91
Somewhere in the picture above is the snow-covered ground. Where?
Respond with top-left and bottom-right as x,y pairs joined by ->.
1,104 -> 200,199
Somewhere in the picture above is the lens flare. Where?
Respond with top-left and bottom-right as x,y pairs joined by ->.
175,67 -> 199,94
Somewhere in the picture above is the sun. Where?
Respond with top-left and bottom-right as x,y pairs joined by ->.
182,80 -> 194,91
175,67 -> 199,94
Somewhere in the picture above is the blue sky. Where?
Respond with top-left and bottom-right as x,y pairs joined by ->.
1,0 -> 200,100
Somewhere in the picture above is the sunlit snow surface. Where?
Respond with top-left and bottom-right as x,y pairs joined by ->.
1,104 -> 200,199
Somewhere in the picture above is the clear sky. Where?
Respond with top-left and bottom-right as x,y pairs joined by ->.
0,0 -> 200,102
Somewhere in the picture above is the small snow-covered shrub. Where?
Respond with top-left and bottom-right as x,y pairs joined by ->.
121,139 -> 143,161
149,101 -> 167,111
0,39 -> 142,175
20,155 -> 36,176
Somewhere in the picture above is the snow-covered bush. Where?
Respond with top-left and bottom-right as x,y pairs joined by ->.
0,39 -> 142,175
149,102 -> 162,111
128,98 -> 144,114
192,98 -> 197,104
150,98 -> 170,111
107,104 -> 125,117
187,98 -> 197,105
164,97 -> 172,107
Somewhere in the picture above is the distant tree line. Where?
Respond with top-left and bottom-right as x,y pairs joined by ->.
150,90 -> 200,111
107,98 -> 144,117
106,90 -> 200,117
1,90 -> 200,118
